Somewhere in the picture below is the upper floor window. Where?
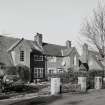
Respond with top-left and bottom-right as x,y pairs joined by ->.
48,56 -> 56,62
34,55 -> 43,61
20,51 -> 24,61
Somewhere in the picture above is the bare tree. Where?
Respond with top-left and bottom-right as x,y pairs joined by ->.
81,3 -> 105,58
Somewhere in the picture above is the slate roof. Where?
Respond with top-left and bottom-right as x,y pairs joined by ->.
79,50 -> 104,70
0,36 -> 18,66
62,47 -> 74,56
62,47 -> 79,57
0,35 -> 70,66
42,43 -> 67,56
7,38 -> 24,52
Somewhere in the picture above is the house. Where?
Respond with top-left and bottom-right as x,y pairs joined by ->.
61,41 -> 80,72
80,43 -> 104,71
46,40 -> 80,75
0,33 -> 79,82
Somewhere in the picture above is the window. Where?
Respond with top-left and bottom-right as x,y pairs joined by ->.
48,56 -> 56,62
34,68 -> 43,78
34,55 -> 43,61
20,51 -> 24,61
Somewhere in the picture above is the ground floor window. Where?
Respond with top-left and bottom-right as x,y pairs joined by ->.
34,68 -> 43,78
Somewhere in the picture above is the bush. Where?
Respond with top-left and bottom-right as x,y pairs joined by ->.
5,66 -> 17,75
5,65 -> 30,83
16,65 -> 30,82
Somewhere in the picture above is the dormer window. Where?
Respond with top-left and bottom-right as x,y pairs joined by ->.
20,51 -> 24,61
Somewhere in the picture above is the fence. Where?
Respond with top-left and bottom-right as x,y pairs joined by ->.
47,70 -> 105,92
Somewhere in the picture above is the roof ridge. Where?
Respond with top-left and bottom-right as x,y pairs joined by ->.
43,42 -> 66,47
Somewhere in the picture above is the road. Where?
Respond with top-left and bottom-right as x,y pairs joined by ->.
49,90 -> 105,105
1,89 -> 105,105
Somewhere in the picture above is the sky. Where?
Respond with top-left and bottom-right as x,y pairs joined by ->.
0,0 -> 103,53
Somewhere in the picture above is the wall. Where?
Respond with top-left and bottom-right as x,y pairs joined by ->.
47,56 -> 64,74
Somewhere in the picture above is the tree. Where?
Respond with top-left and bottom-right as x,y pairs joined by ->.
81,3 -> 105,59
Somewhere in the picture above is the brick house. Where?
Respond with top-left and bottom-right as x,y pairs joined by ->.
0,33 -> 80,82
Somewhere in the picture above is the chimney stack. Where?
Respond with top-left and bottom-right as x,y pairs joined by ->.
66,40 -> 71,49
34,33 -> 43,47
82,43 -> 88,63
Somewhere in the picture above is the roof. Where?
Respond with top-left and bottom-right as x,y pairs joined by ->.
62,47 -> 74,56
7,38 -> 24,52
80,49 -> 104,70
42,43 -> 67,56
0,36 -> 37,66
0,35 -> 72,65
0,36 -> 17,66
62,47 -> 80,57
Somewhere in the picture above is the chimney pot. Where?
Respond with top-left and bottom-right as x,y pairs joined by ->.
66,40 -> 71,49
34,33 -> 43,46
82,43 -> 88,63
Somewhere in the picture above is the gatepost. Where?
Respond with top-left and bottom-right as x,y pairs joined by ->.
51,77 -> 61,95
78,76 -> 87,92
94,76 -> 102,89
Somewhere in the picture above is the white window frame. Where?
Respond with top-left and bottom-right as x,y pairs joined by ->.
34,68 -> 43,78
20,50 -> 24,62
34,55 -> 43,61
48,56 -> 56,62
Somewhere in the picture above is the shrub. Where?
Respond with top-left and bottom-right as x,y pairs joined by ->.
16,65 -> 30,82
5,66 -> 17,75
4,65 -> 30,82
